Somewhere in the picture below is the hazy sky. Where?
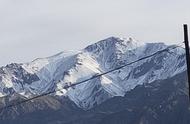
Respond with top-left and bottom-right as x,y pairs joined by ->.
0,0 -> 189,66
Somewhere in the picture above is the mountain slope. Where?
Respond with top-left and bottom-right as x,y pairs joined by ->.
0,71 -> 189,124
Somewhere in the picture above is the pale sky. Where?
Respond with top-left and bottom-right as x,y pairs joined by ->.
0,0 -> 189,66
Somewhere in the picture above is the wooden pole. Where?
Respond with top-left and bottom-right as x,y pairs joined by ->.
184,24 -> 190,99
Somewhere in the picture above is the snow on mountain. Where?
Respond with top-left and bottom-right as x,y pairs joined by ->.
0,37 -> 186,109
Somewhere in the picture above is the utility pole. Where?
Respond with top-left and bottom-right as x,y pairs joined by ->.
184,24 -> 190,99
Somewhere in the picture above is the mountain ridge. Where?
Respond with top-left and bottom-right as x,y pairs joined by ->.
0,36 -> 186,110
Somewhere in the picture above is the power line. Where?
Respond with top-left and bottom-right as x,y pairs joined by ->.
67,43 -> 184,88
0,43 -> 184,111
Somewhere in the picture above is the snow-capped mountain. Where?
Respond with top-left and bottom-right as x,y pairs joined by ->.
0,37 -> 186,110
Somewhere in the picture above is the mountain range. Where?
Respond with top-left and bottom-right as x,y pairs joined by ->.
0,37 -> 189,124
